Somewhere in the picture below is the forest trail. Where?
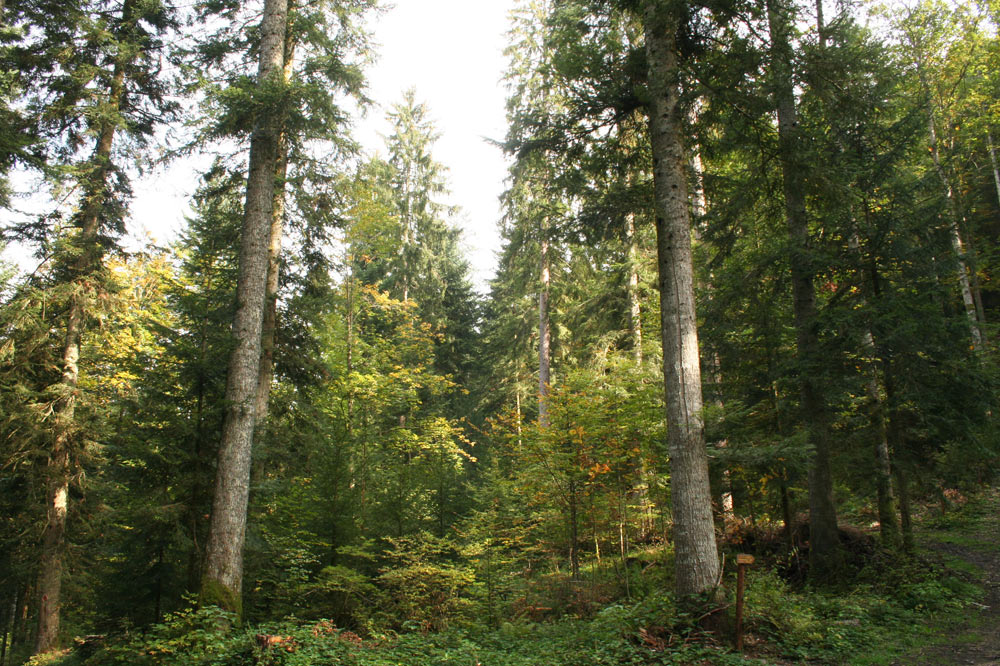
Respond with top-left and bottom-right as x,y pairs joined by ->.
893,496 -> 1000,666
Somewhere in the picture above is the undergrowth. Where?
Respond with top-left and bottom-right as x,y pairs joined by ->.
28,494 -> 993,666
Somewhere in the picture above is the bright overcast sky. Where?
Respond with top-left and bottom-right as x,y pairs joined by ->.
125,0 -> 518,292
356,0 -> 517,290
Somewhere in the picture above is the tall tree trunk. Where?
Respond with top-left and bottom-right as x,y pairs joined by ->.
538,230 -> 551,427
515,370 -> 523,451
201,0 -> 288,618
642,0 -> 719,598
35,0 -> 134,646
255,20 -> 296,428
346,263 -> 355,436
0,597 -> 8,666
11,586 -> 25,656
625,213 -> 652,535
766,0 -> 842,578
254,140 -> 286,425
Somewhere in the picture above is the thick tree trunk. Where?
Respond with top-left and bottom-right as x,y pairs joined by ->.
201,0 -> 288,618
766,0 -> 842,579
254,141 -> 286,425
642,0 -> 719,598
538,232 -> 551,427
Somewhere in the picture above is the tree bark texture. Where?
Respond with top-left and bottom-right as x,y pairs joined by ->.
765,0 -> 842,578
893,464 -> 914,552
255,21 -> 296,426
642,0 -> 720,598
202,0 -> 288,617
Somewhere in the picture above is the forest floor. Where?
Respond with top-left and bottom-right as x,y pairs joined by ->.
888,490 -> 1000,666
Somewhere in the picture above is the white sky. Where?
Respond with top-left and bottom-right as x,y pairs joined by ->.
125,0 -> 517,291
355,0 -> 516,290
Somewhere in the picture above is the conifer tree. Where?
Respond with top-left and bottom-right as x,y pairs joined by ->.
0,0 -> 176,650
765,0 -> 843,577
201,0 -> 290,616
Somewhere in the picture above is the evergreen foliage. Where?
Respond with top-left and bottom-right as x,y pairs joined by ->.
1,0 -> 1000,663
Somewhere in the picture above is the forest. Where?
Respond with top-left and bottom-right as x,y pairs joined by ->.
2,0 -> 1000,663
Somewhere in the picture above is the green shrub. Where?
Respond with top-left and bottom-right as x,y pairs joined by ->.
376,533 -> 474,631
294,564 -> 378,628
742,569 -> 821,645
895,577 -> 975,613
83,602 -> 247,665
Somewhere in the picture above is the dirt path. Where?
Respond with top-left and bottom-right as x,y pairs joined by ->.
893,508 -> 1000,666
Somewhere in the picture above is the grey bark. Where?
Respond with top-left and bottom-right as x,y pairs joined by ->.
255,6 -> 296,427
202,0 -> 288,616
254,138 -> 286,424
642,0 -> 719,598
765,0 -> 842,578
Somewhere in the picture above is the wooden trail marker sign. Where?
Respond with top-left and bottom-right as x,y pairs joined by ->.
735,554 -> 754,651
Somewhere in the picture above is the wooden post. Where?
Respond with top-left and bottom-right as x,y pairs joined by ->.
735,553 -> 754,651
